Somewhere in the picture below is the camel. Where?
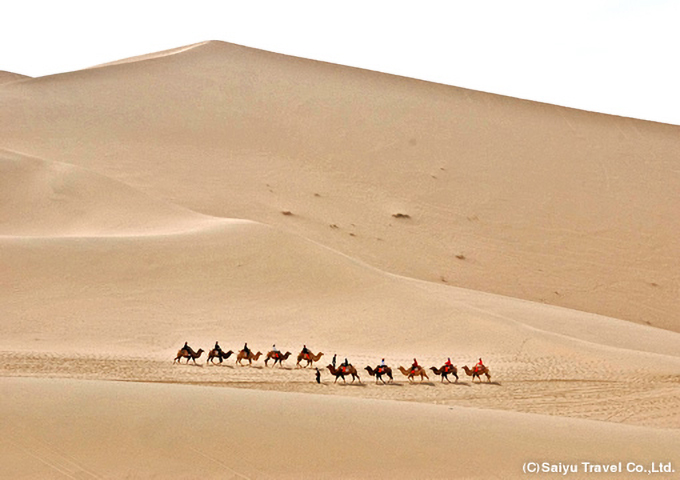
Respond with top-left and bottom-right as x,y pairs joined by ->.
236,350 -> 263,365
174,348 -> 205,364
206,349 -> 234,364
264,351 -> 292,367
398,366 -> 429,382
430,365 -> 458,383
462,365 -> 491,383
364,365 -> 393,384
296,351 -> 324,368
326,364 -> 361,384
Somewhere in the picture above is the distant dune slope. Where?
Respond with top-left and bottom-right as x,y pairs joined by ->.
0,41 -> 678,331
0,150 -> 214,236
3,173 -> 679,365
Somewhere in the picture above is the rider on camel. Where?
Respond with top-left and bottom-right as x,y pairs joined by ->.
301,344 -> 311,359
475,358 -> 484,373
410,358 -> 419,373
379,358 -> 387,374
182,342 -> 193,355
272,344 -> 280,359
445,357 -> 453,372
243,343 -> 251,358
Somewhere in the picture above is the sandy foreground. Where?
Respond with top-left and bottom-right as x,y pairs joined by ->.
1,41 -> 680,478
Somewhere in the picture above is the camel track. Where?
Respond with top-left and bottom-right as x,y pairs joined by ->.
1,351 -> 678,429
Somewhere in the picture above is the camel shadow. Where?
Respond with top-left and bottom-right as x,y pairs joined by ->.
472,381 -> 502,386
337,382 -> 367,387
408,381 -> 436,387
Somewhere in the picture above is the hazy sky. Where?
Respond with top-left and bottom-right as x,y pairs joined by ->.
2,0 -> 678,125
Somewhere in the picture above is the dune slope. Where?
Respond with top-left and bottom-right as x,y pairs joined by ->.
0,41 -> 678,331
3,377 -> 679,480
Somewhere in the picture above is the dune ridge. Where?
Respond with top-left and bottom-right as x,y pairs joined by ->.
0,70 -> 30,84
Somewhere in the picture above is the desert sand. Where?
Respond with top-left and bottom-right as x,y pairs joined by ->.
1,41 -> 679,478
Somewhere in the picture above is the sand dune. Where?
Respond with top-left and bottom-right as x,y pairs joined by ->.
1,41 -> 679,477
1,40 -> 678,331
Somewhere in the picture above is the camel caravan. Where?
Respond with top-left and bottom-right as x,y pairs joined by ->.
174,343 -> 492,384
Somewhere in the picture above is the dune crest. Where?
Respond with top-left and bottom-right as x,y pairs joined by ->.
0,70 -> 30,85
86,40 -> 212,70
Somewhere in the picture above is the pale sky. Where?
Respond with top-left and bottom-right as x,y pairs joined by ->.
2,0 -> 679,125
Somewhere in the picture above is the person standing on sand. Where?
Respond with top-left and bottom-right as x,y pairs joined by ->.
315,368 -> 321,384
